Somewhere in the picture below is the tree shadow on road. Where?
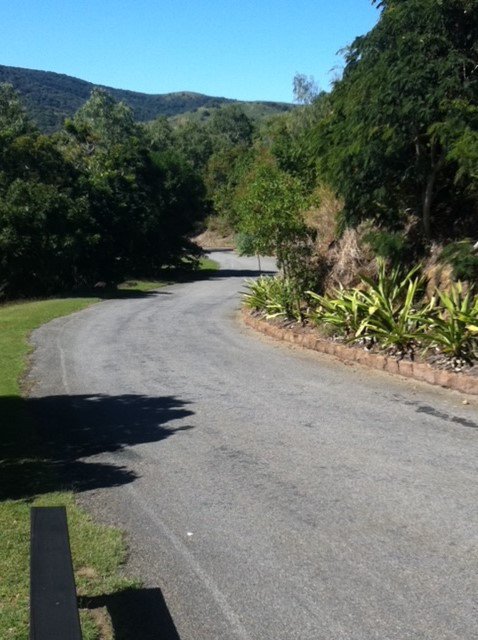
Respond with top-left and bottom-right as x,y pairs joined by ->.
0,393 -> 194,500
166,266 -> 275,281
67,288 -> 173,300
80,587 -> 182,640
210,268 -> 276,279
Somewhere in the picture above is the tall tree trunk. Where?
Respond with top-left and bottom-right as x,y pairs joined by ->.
422,147 -> 445,240
422,170 -> 436,240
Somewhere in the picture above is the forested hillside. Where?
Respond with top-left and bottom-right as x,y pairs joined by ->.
0,65 -> 292,132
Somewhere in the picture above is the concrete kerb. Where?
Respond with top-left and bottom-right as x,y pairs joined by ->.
242,309 -> 478,396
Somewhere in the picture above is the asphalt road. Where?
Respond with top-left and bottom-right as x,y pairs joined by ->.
28,251 -> 477,640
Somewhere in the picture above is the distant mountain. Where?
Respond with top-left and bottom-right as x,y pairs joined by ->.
0,64 -> 293,132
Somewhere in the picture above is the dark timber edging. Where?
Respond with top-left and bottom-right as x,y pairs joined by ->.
30,507 -> 83,640
242,309 -> 478,396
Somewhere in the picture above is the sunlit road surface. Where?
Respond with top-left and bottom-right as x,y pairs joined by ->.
28,251 -> 478,640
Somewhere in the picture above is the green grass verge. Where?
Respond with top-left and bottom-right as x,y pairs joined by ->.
196,257 -> 219,271
0,261 -> 218,639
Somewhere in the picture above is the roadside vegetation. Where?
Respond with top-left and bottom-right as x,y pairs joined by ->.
0,86 -> 208,300
2,3 -> 476,305
215,0 -> 477,372
243,265 -> 478,371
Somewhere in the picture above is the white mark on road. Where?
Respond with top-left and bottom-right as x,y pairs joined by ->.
127,486 -> 254,640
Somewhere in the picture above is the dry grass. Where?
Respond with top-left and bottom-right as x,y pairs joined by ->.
423,243 -> 459,298
303,184 -> 343,255
194,216 -> 236,250
85,607 -> 114,640
194,228 -> 236,250
324,224 -> 378,291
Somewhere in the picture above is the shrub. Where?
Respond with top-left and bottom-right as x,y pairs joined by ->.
242,276 -> 274,312
439,241 -> 478,283
308,260 -> 429,353
307,287 -> 367,338
352,261 -> 428,353
243,276 -> 301,321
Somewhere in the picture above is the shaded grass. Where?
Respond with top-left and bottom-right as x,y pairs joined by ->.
158,257 -> 220,283
0,263 -> 218,639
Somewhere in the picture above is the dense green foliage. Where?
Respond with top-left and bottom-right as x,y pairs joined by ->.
234,1 -> 478,368
208,0 -> 477,305
315,0 -> 478,239
2,1 -> 477,302
0,86 -> 206,298
0,64 -> 292,132
439,241 -> 478,281
233,159 -> 307,268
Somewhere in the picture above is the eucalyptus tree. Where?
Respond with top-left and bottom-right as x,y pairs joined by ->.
173,120 -> 214,172
293,73 -> 319,106
143,116 -> 174,153
208,104 -> 254,148
0,83 -> 34,144
198,105 -> 256,225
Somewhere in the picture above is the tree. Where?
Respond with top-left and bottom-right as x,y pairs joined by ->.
316,0 -> 478,240
0,179 -> 93,295
234,157 -> 307,274
65,88 -> 138,151
293,73 -> 318,105
0,87 -> 207,298
173,121 -> 214,172
260,91 -> 330,188
64,90 -> 206,280
0,85 -> 96,296
143,116 -> 174,153
0,83 -> 34,145
208,105 -> 254,148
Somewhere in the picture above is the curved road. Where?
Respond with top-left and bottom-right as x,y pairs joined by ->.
28,252 -> 477,640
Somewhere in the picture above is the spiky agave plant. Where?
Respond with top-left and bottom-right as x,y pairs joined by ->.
308,260 -> 428,353
243,276 -> 301,321
422,282 -> 478,363
242,277 -> 275,313
353,261 -> 429,354
307,286 -> 368,338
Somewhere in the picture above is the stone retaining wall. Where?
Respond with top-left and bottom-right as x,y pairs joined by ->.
242,310 -> 478,396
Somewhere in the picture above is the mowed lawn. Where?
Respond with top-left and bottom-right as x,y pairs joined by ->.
0,263 -> 217,639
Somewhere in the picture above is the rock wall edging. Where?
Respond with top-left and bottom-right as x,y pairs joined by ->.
242,310 -> 478,396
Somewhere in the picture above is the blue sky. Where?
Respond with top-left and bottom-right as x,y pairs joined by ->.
1,1 -> 380,102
